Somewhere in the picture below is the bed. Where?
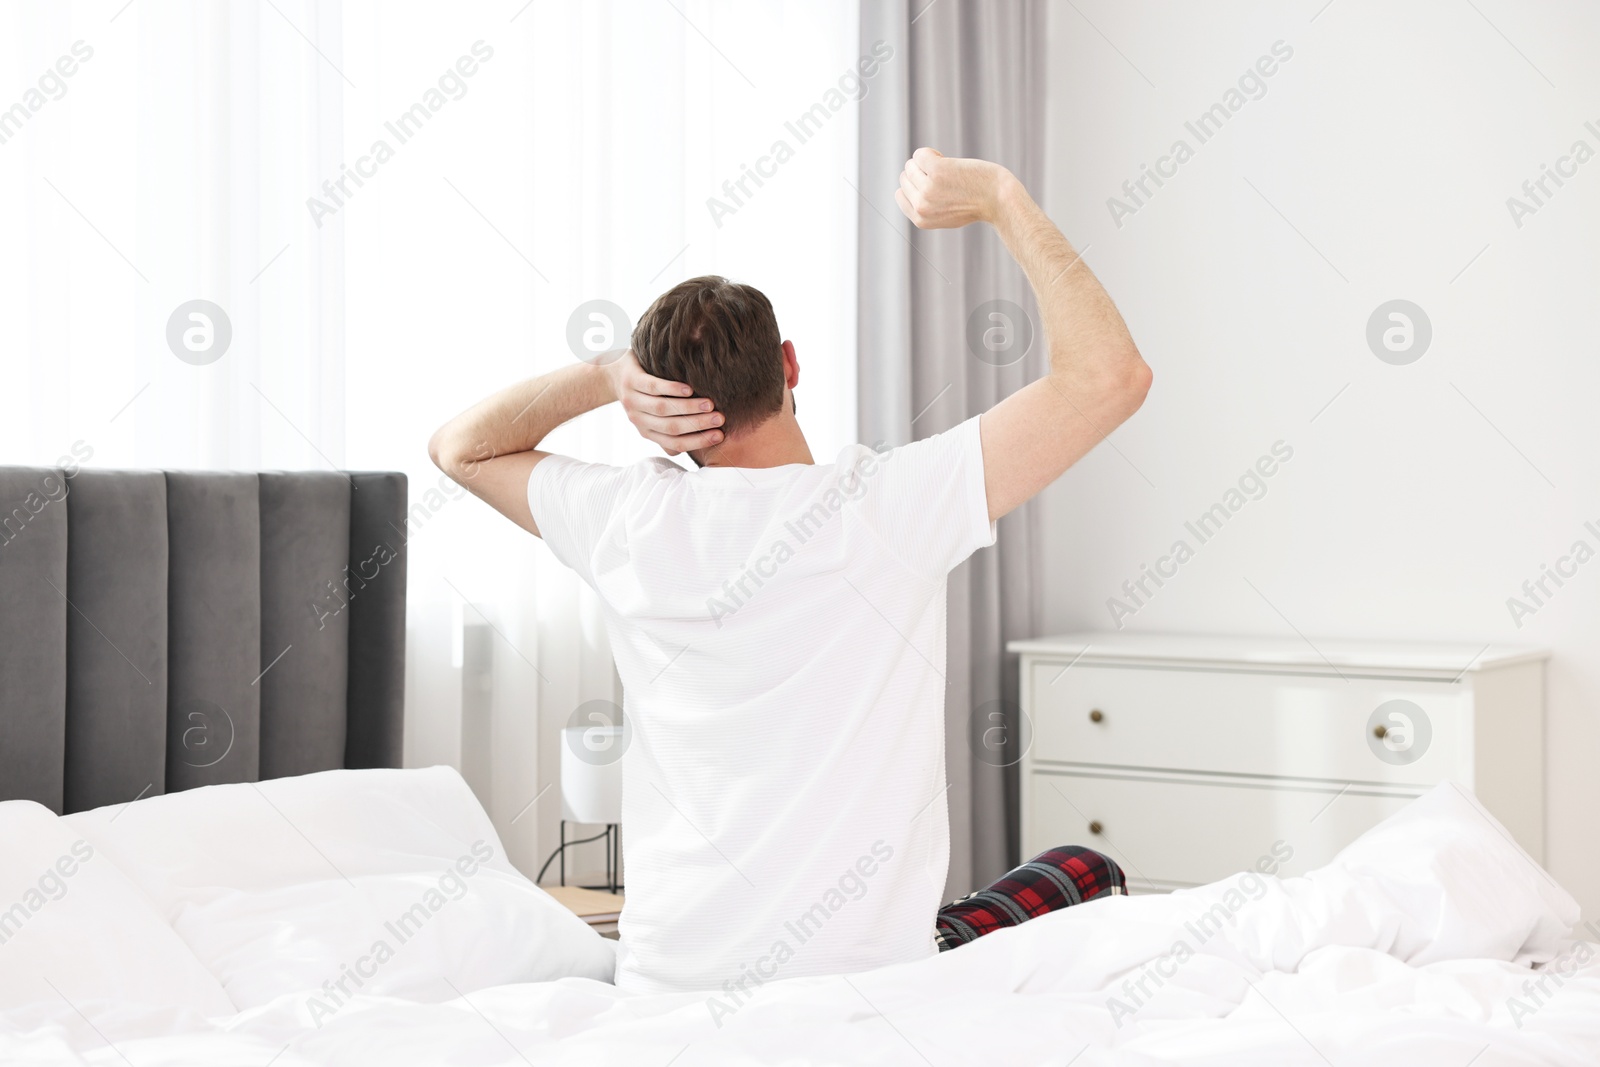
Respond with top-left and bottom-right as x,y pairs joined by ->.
2,467 -> 1598,1066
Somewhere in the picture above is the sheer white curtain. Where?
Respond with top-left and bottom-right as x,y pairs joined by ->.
0,0 -> 342,472
1,0 -> 860,881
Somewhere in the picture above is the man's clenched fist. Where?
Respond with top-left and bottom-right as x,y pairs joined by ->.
894,147 -> 1017,230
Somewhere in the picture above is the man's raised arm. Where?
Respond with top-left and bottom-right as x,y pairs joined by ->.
895,148 -> 1151,522
428,352 -> 724,536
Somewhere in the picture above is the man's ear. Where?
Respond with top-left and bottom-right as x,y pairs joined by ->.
781,339 -> 800,390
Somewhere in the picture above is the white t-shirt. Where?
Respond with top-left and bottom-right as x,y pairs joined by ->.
527,416 -> 995,996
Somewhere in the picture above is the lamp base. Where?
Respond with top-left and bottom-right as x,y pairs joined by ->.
559,819 -> 622,894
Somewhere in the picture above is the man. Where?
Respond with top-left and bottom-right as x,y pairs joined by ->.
430,149 -> 1150,996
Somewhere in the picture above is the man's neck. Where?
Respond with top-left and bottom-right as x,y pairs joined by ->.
695,413 -> 814,469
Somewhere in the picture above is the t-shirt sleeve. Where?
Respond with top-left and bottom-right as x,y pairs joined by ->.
854,415 -> 997,578
526,455 -> 635,587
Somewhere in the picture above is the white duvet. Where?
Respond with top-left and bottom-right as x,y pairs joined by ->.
2,768 -> 1597,1066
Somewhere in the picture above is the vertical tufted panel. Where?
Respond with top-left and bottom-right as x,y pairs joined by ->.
64,471 -> 169,812
0,468 -> 70,812
258,472 -> 352,778
165,472 -> 262,790
345,472 -> 408,769
0,465 -> 406,805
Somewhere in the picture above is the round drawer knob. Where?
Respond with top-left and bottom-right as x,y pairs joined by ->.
1373,724 -> 1388,740
1088,820 -> 1103,835
1089,709 -> 1104,723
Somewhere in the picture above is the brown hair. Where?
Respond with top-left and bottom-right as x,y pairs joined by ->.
632,276 -> 786,437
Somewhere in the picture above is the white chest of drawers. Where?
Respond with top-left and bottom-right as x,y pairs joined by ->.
1010,632 -> 1548,893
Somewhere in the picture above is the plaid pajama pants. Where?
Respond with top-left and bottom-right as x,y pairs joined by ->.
934,845 -> 1126,951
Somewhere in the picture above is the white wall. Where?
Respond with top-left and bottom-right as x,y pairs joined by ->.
1040,0 -> 1600,916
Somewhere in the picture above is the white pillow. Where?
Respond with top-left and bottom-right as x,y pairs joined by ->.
0,799 -> 236,1018
1317,780 -> 1579,967
66,766 -> 615,1013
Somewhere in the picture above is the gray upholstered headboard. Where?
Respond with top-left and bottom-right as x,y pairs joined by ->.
0,467 -> 408,814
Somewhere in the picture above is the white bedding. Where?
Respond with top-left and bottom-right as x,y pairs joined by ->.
3,769 -> 1597,1066
61,766 -> 615,1009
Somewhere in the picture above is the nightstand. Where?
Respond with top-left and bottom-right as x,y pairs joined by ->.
544,885 -> 624,939
1010,632 -> 1547,893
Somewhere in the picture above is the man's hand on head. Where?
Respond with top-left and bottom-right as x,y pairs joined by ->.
429,347 -> 725,537
609,348 -> 725,456
894,147 -> 1018,230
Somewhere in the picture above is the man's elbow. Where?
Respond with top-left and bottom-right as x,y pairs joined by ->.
1121,351 -> 1153,416
1043,346 -> 1151,433
428,426 -> 467,481
1075,346 -> 1151,421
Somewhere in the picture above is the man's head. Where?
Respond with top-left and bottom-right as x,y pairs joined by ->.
632,276 -> 793,440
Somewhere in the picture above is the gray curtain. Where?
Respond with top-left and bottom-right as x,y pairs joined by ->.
857,0 -> 1047,899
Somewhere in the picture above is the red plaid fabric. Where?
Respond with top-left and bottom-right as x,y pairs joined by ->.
934,845 -> 1126,951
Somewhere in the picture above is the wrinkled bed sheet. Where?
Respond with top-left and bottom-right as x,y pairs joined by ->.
3,776 -> 1597,1066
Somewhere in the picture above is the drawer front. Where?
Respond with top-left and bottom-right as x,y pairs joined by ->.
1028,663 -> 1470,786
1027,770 -> 1416,890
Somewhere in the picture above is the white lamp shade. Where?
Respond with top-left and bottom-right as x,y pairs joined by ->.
560,725 -> 624,824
